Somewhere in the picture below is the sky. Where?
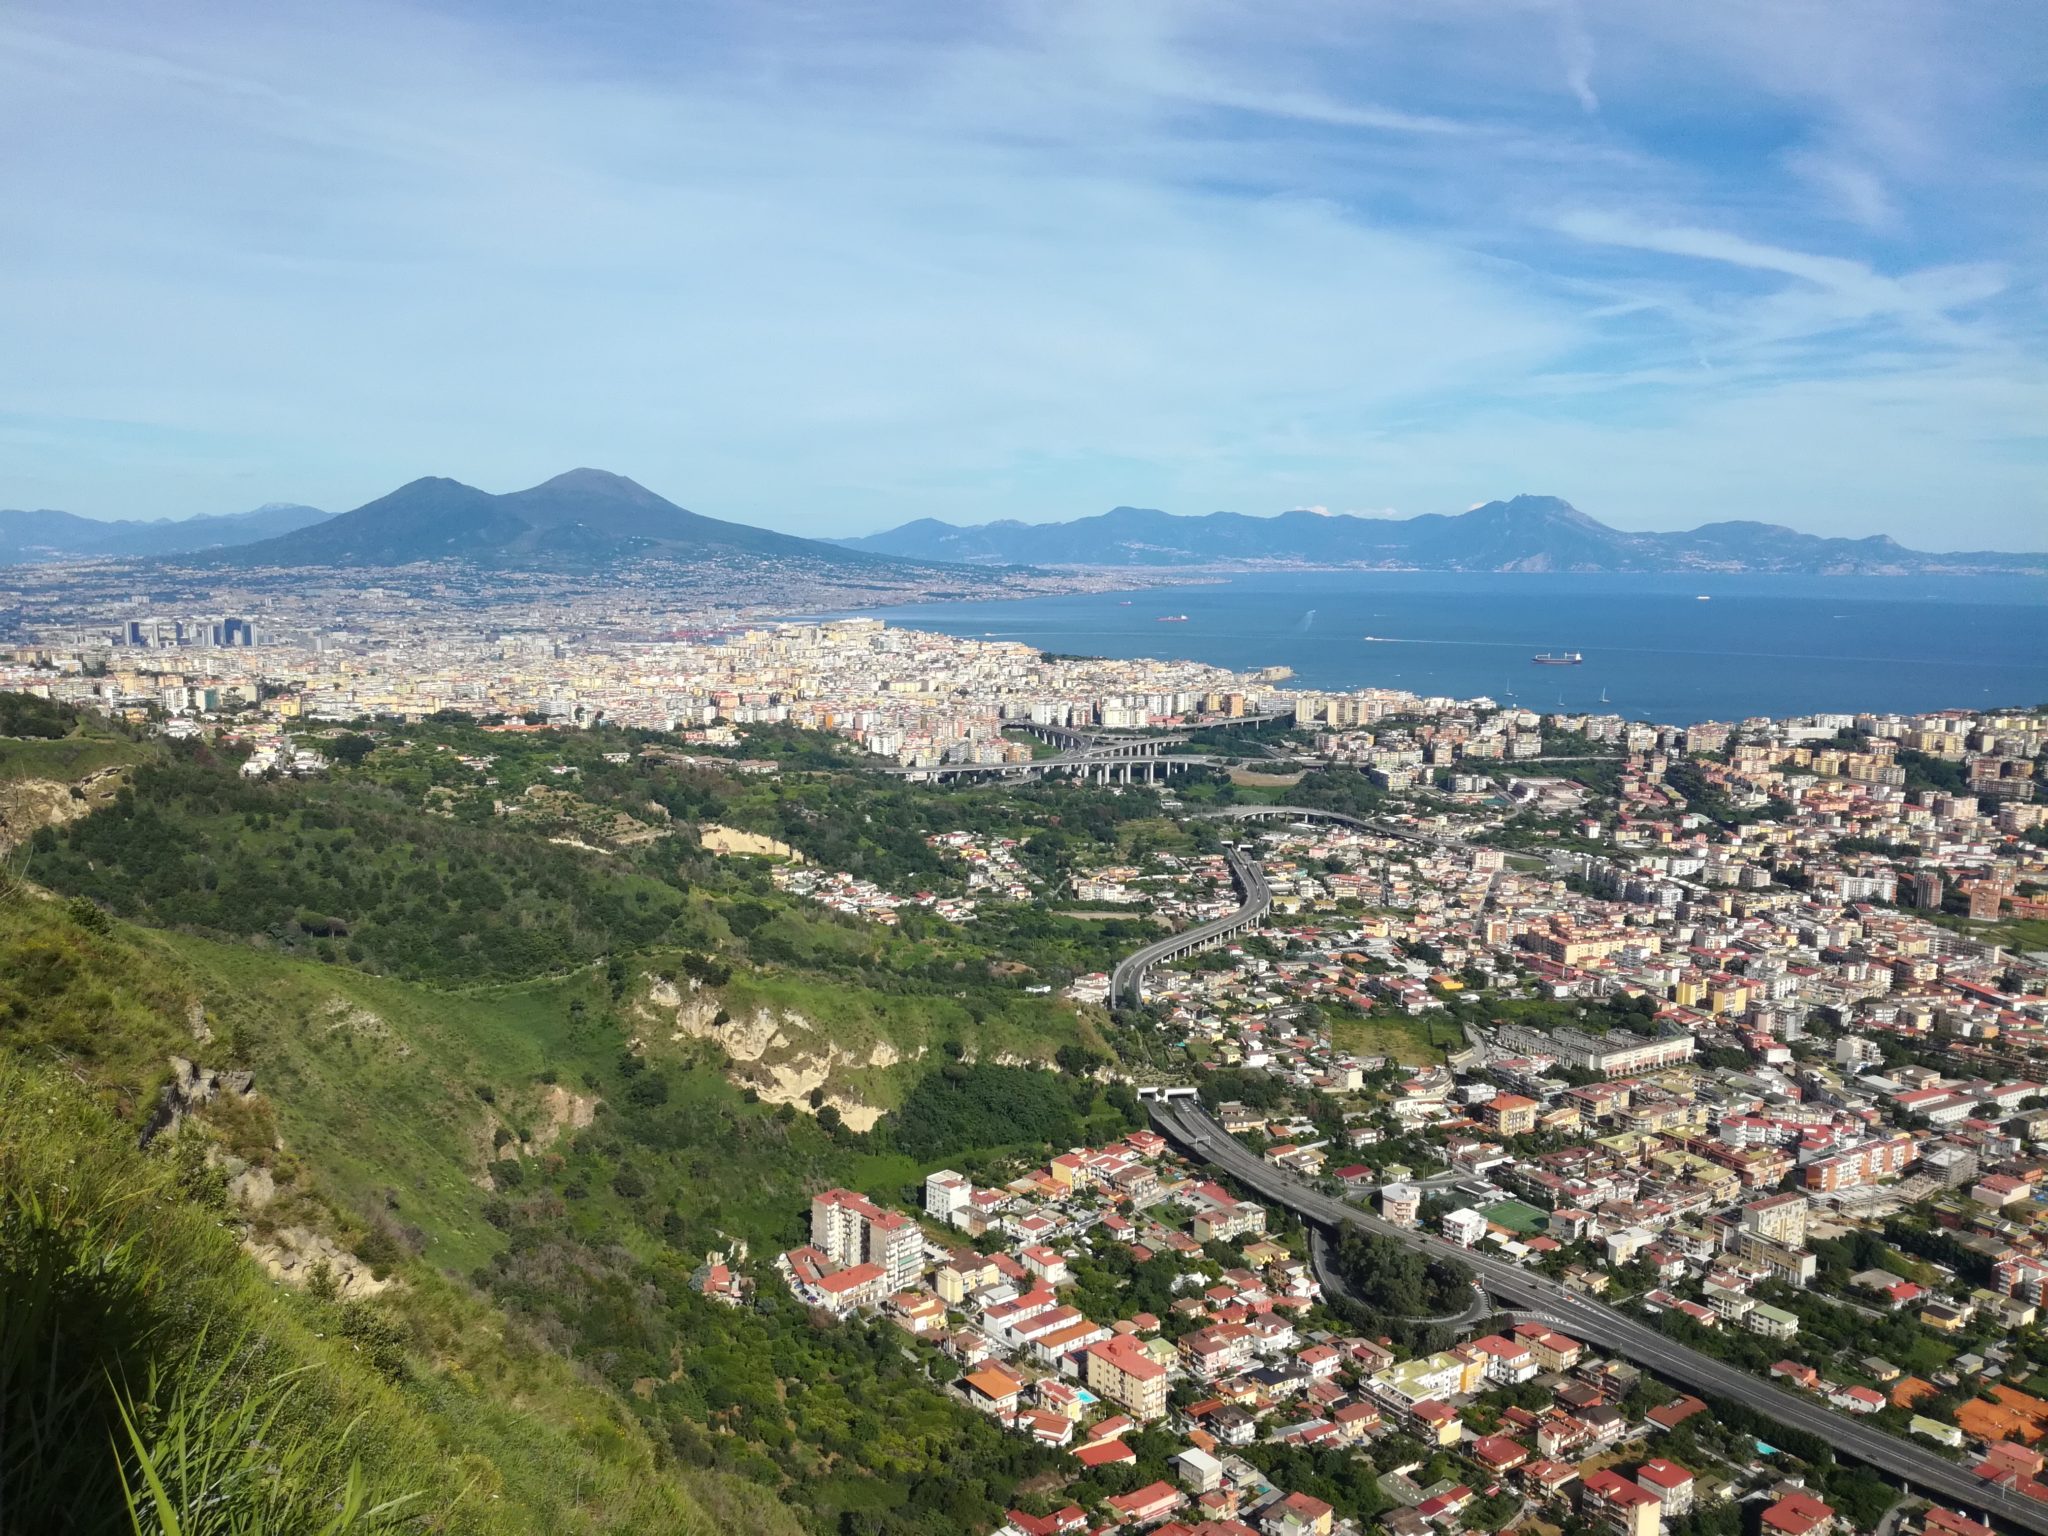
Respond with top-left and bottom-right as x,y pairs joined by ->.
3,0 -> 2045,549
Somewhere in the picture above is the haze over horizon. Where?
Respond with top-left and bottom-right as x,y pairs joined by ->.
5,0 -> 2045,549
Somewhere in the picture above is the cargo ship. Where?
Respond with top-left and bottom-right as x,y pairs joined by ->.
1532,651 -> 1583,666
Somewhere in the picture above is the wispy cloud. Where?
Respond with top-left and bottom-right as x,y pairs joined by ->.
1780,149 -> 1898,232
1553,0 -> 1600,114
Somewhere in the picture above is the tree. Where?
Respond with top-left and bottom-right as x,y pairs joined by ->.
329,732 -> 374,765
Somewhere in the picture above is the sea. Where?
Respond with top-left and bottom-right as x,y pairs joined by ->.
846,571 -> 2048,726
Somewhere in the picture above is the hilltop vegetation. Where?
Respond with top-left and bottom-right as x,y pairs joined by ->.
31,752 -> 686,981
26,722 -> 1171,996
0,691 -> 81,737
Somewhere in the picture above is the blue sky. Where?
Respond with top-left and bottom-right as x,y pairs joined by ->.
3,0 -> 2044,548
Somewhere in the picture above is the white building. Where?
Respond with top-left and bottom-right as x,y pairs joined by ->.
925,1170 -> 972,1222
1442,1208 -> 1488,1248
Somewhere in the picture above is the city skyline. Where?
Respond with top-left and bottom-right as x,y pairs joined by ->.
4,1 -> 2044,546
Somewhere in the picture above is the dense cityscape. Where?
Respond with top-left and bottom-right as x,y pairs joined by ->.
3,587 -> 2046,1536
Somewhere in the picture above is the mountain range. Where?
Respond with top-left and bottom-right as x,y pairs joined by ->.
1,471 -> 907,574
0,502 -> 330,563
835,495 -> 2047,575
8,480 -> 2039,576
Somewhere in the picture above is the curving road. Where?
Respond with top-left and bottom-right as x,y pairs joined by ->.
1148,1098 -> 2048,1535
1108,804 -> 1482,1011
1112,807 -> 1488,1010
1111,844 -> 1270,1009
1309,1224 -> 1493,1329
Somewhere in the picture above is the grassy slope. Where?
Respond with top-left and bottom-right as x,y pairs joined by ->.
149,930 -> 605,1272
0,732 -> 150,780
0,892 -> 804,1535
131,929 -> 1089,1270
1330,1010 -> 1449,1067
0,702 -> 153,783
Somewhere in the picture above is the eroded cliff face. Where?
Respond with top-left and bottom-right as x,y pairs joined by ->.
0,765 -> 126,852
243,1224 -> 396,1298
135,1050 -> 402,1298
640,978 -> 893,1132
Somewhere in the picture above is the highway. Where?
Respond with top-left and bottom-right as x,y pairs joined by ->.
1111,806 -> 1480,1009
884,749 -> 1220,782
1111,844 -> 1270,1009
1148,1098 -> 2048,1535
1190,802 -> 1471,853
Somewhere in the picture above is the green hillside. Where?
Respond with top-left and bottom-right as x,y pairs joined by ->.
0,895 -> 801,1535
0,693 -> 153,783
1,724 -> 1165,1533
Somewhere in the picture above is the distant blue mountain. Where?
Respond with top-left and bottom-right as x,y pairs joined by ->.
0,503 -> 330,564
835,495 -> 2044,575
223,468 -> 909,572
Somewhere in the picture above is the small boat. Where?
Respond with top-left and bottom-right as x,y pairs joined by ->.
1532,651 -> 1583,666
1156,614 -> 1189,623
1696,594 -> 1711,601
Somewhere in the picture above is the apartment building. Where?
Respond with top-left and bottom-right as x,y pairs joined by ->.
1635,1460 -> 1694,1517
924,1170 -> 972,1223
1995,1252 -> 2048,1307
1179,1322 -> 1257,1382
1498,1024 -> 1695,1078
1580,1468 -> 1662,1536
1484,1093 -> 1540,1136
1803,1134 -> 1917,1192
811,1188 -> 923,1293
1084,1335 -> 1169,1421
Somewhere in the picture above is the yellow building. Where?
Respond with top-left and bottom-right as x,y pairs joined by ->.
935,1252 -> 1001,1306
1085,1336 -> 1168,1421
1708,981 -> 1751,1015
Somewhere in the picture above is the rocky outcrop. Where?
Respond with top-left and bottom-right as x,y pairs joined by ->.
642,980 -> 884,1132
221,1157 -> 277,1209
0,766 -> 126,852
139,1055 -> 255,1148
242,1225 -> 395,1297
697,824 -> 804,861
535,1083 -> 599,1146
